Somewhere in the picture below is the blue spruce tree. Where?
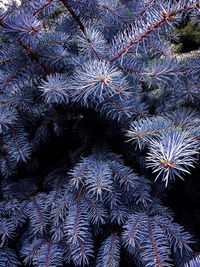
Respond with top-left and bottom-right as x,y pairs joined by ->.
0,0 -> 199,266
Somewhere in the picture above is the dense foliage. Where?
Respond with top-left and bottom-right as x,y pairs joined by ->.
0,0 -> 200,266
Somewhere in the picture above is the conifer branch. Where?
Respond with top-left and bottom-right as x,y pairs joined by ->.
0,1 -> 199,266
32,0 -> 54,16
110,13 -> 173,62
0,17 -> 51,75
19,41 -> 52,75
61,0 -> 86,34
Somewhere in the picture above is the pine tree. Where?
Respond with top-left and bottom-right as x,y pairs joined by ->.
0,0 -> 199,266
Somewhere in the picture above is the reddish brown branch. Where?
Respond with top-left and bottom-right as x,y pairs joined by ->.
148,221 -> 163,267
110,3 -> 199,63
0,16 -> 51,75
182,3 -> 200,13
61,0 -> 86,34
100,5 -> 128,25
12,128 -> 24,159
133,0 -> 156,21
110,15 -> 169,62
0,56 -> 18,65
33,0 -> 54,16
19,41 -> 51,75
144,39 -> 169,57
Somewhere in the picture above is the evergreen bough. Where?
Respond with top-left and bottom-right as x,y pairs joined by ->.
0,0 -> 200,266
